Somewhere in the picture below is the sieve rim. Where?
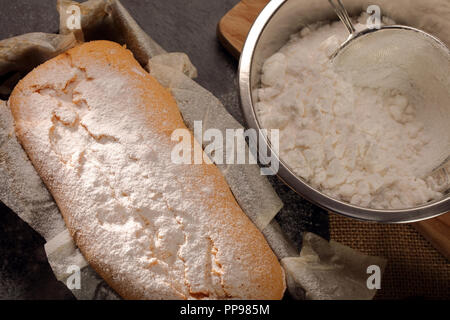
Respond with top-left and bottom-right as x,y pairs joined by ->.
331,24 -> 450,60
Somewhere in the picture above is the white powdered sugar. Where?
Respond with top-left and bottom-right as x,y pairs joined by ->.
256,16 -> 446,209
10,42 -> 283,300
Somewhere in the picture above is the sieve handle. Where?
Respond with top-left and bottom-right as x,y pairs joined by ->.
328,0 -> 356,35
428,157 -> 450,193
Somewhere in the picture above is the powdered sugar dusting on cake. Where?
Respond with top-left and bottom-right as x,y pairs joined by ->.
9,41 -> 285,300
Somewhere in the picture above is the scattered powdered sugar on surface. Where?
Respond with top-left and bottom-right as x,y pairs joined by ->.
256,15 -> 445,209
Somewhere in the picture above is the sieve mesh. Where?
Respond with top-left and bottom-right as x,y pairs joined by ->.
333,26 -> 450,188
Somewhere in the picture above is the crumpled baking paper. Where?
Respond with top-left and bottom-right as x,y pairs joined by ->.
0,33 -> 77,97
0,0 -> 386,300
57,0 -> 167,63
282,233 -> 387,300
0,100 -> 66,241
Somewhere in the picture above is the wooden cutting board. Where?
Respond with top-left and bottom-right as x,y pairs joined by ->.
414,214 -> 450,260
217,0 -> 269,59
217,0 -> 450,260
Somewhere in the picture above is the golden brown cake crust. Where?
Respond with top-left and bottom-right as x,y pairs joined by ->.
9,40 -> 285,300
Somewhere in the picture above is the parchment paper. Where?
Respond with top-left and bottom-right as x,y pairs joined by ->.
282,233 -> 386,300
0,0 -> 386,300
0,33 -> 77,97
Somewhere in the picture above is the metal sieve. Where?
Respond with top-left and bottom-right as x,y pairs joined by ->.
238,0 -> 450,223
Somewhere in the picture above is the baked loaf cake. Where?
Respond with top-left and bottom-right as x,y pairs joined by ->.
9,41 -> 285,299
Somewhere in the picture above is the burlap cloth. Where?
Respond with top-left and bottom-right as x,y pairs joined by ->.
329,213 -> 450,299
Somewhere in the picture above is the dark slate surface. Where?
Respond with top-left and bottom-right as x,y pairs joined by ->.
0,0 -> 328,299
